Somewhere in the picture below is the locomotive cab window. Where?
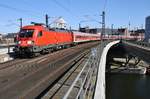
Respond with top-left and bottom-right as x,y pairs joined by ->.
38,31 -> 43,37
19,29 -> 34,38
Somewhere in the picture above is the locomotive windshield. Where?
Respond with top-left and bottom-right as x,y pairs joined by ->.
19,29 -> 34,38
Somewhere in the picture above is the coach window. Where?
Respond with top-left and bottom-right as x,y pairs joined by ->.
38,31 -> 42,37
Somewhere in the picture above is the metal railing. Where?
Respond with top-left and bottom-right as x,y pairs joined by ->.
63,47 -> 101,99
122,40 -> 150,49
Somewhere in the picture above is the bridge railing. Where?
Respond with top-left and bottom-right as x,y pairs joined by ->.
122,40 -> 150,48
63,46 -> 101,99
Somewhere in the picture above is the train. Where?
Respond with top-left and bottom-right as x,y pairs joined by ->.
13,22 -> 144,57
13,23 -> 100,57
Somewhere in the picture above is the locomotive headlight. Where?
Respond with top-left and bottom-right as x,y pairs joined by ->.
18,41 -> 21,44
27,40 -> 34,45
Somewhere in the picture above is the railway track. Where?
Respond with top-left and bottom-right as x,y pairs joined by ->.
0,41 -> 100,99
40,51 -> 90,99
0,42 -> 99,71
40,45 -> 101,99
0,59 -> 28,70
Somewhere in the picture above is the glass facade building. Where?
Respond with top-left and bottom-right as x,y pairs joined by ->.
145,16 -> 150,42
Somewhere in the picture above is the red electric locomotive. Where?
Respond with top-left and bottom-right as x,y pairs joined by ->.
14,23 -> 100,57
14,23 -> 73,56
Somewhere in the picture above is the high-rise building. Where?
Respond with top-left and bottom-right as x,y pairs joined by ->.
145,16 -> 150,42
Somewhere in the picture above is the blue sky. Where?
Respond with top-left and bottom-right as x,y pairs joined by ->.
0,0 -> 149,33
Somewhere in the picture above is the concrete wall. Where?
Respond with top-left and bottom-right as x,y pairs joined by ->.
94,40 -> 120,99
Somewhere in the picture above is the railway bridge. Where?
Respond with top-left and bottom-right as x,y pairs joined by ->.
0,40 -> 150,99
94,40 -> 150,99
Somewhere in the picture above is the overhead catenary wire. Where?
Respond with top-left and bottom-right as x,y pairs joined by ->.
54,0 -> 69,12
0,2 -> 47,29
0,3 -> 28,13
52,0 -> 72,15
3,19 -> 19,27
0,3 -> 42,19
4,23 -> 19,27
103,0 -> 108,11
51,0 -> 79,20
19,0 -> 45,16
